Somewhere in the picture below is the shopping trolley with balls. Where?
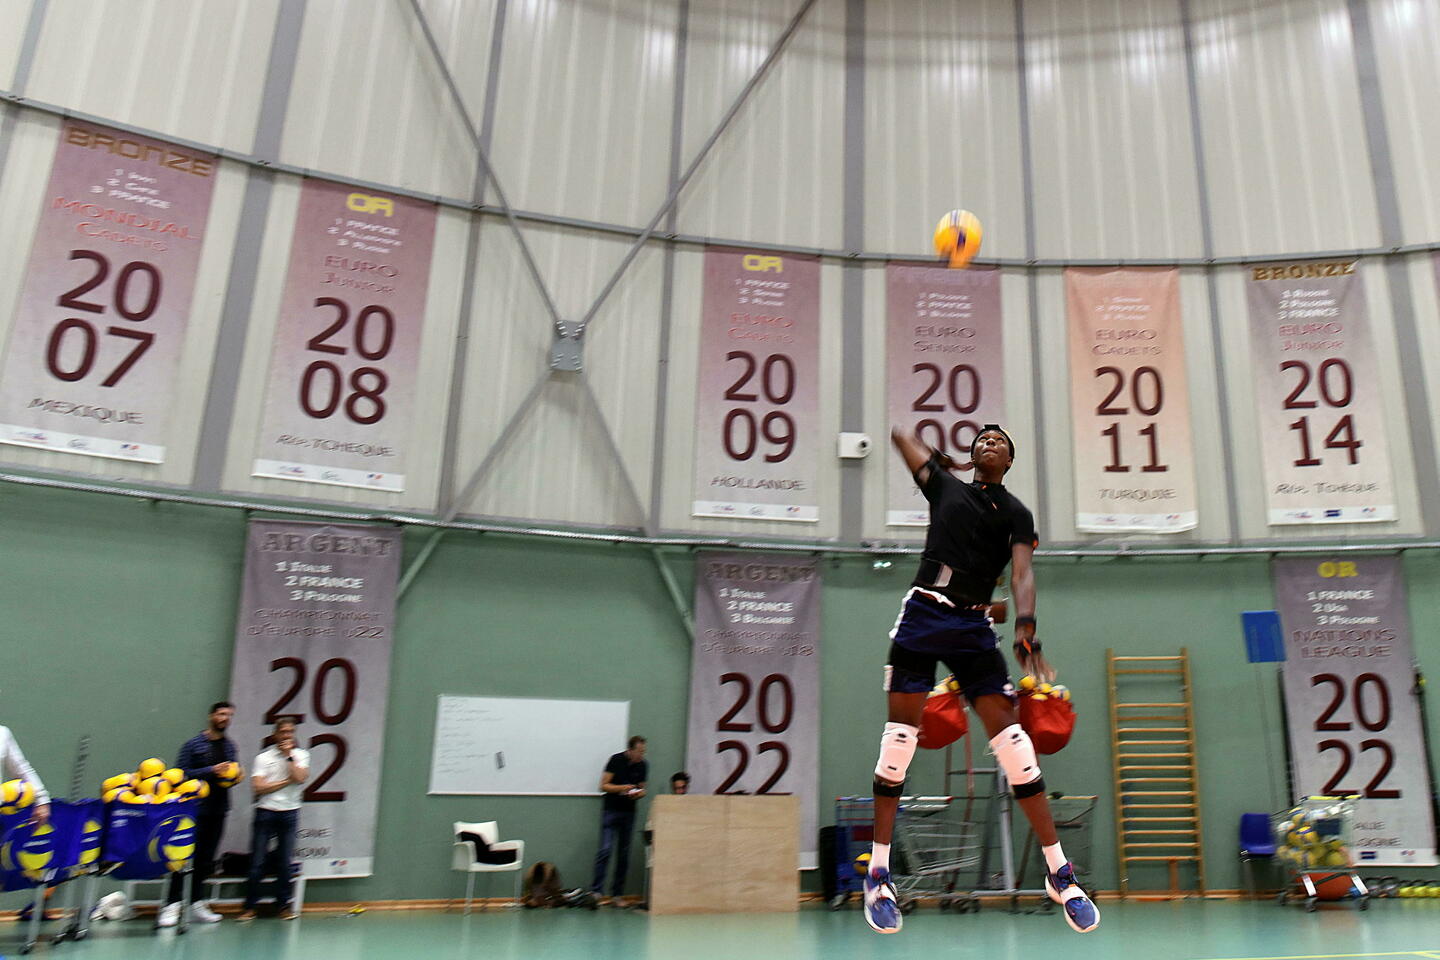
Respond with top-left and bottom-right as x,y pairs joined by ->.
1273,795 -> 1368,911
0,798 -> 105,954
100,798 -> 201,933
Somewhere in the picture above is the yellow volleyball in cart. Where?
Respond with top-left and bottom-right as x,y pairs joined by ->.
0,779 -> 34,815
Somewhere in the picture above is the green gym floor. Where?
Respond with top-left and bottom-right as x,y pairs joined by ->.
6,901 -> 1440,960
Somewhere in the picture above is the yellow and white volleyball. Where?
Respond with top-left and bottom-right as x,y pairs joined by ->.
1031,693 -> 1049,701
933,209 -> 983,269
102,773 -> 133,793
137,758 -> 166,780
1018,676 -> 1037,691
853,852 -> 872,876
161,768 -> 185,787
0,780 -> 35,815
148,815 -> 195,869
1037,682 -> 1053,695
1053,685 -> 1071,702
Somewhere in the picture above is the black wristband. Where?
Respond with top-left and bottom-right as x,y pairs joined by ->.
1015,615 -> 1036,629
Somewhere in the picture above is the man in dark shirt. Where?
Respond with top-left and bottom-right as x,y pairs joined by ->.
158,701 -> 242,927
591,736 -> 647,902
861,426 -> 1098,937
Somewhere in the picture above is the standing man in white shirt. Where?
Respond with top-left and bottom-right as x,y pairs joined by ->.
237,717 -> 309,921
0,725 -> 49,824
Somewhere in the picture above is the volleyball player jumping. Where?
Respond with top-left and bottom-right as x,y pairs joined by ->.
863,425 -> 1098,936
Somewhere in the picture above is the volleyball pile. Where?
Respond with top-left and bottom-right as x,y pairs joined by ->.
1276,804 -> 1349,869
1396,881 -> 1440,898
1017,675 -> 1071,703
100,757 -> 227,805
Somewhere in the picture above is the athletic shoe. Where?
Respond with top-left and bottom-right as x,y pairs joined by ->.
192,901 -> 222,923
157,902 -> 181,928
1045,862 -> 1100,933
863,868 -> 902,934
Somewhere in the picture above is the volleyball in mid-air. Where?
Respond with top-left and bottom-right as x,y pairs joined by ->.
933,209 -> 983,268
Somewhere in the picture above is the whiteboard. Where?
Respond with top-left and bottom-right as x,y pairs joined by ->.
427,695 -> 631,796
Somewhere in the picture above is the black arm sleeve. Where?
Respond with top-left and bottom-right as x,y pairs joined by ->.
1011,503 -> 1039,549
914,452 -> 952,504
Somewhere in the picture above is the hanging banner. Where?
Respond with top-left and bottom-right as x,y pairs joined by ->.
0,121 -> 218,462
692,248 -> 820,521
224,519 -> 401,877
1246,260 -> 1395,524
686,552 -> 821,868
1066,268 -> 1198,532
886,263 -> 1005,526
1273,556 -> 1436,867
252,179 -> 438,492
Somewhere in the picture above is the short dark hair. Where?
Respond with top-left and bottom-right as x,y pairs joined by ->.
274,715 -> 300,728
210,701 -> 234,713
627,736 -> 647,749
670,771 -> 690,784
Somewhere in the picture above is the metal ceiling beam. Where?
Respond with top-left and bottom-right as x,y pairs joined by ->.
579,375 -> 648,528
440,371 -> 550,523
9,466 -> 1440,561
573,0 -> 819,337
405,0 -> 564,335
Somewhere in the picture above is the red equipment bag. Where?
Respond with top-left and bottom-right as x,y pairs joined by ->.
918,683 -> 968,750
1018,695 -> 1076,754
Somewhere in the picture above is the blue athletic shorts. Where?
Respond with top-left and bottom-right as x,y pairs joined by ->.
883,588 -> 1016,702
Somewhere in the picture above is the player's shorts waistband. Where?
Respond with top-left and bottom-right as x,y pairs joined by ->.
911,587 -> 988,612
914,557 -> 989,607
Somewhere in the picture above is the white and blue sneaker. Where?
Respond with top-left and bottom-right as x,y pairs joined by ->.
1045,862 -> 1100,933
863,868 -> 902,934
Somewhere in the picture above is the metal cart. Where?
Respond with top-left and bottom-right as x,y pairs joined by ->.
829,794 -> 989,913
890,796 -> 985,912
1273,796 -> 1368,911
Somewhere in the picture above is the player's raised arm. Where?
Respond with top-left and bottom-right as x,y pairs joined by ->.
891,427 -> 967,488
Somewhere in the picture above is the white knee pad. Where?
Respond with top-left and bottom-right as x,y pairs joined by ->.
874,722 -> 920,786
989,724 -> 1044,795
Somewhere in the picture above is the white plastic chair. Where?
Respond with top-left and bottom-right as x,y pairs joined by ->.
451,820 -> 525,914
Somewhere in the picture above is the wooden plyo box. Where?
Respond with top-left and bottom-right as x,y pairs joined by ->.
648,794 -> 799,915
